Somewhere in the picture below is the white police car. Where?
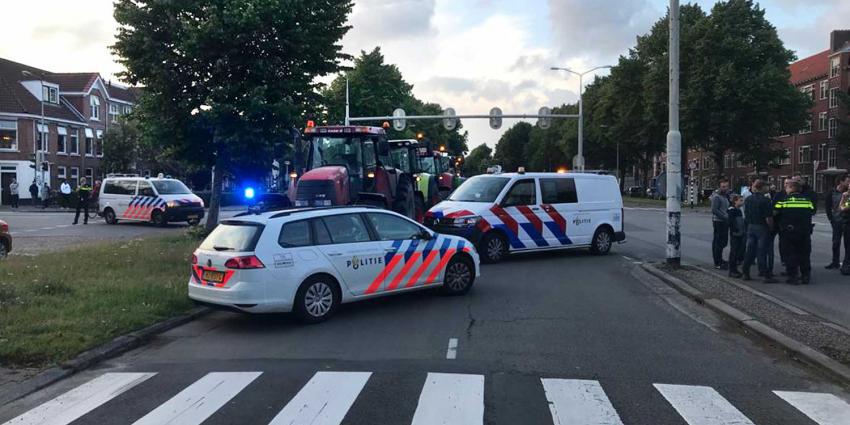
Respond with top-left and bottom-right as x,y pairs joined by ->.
425,172 -> 625,263
189,206 -> 480,322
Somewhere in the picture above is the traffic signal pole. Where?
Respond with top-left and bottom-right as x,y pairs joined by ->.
666,0 -> 682,266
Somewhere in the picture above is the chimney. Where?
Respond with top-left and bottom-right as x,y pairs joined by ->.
830,30 -> 850,52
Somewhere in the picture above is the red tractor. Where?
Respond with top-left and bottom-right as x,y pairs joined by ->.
289,124 -> 418,219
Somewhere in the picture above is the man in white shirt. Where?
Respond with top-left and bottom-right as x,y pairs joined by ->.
60,179 -> 72,209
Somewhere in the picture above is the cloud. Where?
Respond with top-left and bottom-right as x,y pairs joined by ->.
345,0 -> 437,43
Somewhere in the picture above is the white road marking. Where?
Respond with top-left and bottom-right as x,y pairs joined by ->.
3,372 -> 155,425
268,371 -> 370,425
621,255 -> 634,261
446,338 -> 458,359
132,371 -> 261,425
774,391 -> 850,425
541,379 -> 624,425
655,384 -> 754,425
411,373 -> 484,425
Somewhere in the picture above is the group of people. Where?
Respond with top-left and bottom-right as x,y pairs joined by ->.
711,173 -> 821,285
5,177 -> 95,224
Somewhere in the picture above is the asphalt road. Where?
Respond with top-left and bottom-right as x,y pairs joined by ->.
621,207 -> 850,329
2,246 -> 849,424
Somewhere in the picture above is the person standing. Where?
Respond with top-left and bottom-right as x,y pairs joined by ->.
825,174 -> 850,269
742,180 -> 777,282
40,182 -> 50,209
711,179 -> 731,269
728,194 -> 746,278
60,179 -> 72,209
8,178 -> 18,208
28,181 -> 38,206
774,180 -> 815,285
73,177 -> 92,225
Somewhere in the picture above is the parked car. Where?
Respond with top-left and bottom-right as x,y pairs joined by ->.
99,176 -> 205,226
0,219 -> 11,258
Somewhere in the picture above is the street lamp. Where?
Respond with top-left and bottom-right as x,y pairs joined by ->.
22,70 -> 47,186
550,65 -> 612,172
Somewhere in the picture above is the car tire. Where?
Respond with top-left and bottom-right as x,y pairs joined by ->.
0,240 -> 7,258
479,231 -> 508,263
438,188 -> 451,200
393,176 -> 416,219
187,218 -> 200,226
104,208 -> 118,225
294,275 -> 341,324
440,255 -> 475,295
590,226 -> 614,255
151,210 -> 167,227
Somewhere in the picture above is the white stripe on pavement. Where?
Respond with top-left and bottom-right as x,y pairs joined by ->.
541,379 -> 624,425
132,372 -> 261,425
411,373 -> 484,425
446,338 -> 458,359
3,372 -> 155,425
655,384 -> 755,425
268,371 -> 371,425
774,391 -> 850,425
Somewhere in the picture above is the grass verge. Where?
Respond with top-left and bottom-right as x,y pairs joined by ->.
0,235 -> 198,368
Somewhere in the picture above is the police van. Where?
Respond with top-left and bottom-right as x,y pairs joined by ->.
189,206 -> 480,322
425,171 -> 625,263
99,175 -> 205,226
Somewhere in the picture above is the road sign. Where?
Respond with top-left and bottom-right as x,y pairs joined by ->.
272,160 -> 280,179
489,107 -> 503,130
689,160 -> 697,170
538,107 -> 552,129
392,108 -> 406,131
443,107 -> 457,131
572,154 -> 584,169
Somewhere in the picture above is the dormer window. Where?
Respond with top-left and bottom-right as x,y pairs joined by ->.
90,96 -> 100,120
41,86 -> 58,104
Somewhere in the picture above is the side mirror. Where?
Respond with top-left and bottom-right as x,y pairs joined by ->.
415,229 -> 433,240
377,140 -> 390,156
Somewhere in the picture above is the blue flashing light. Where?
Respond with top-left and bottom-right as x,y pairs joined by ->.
244,187 -> 255,200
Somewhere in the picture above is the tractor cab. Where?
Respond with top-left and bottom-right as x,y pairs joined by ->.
418,149 -> 456,200
389,140 -> 439,215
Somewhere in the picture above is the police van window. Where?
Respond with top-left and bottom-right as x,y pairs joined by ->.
152,179 -> 192,195
321,214 -> 371,244
103,180 -> 126,195
120,180 -> 138,195
138,181 -> 155,197
312,219 -> 333,245
502,179 -> 536,206
540,178 -> 578,204
366,213 -> 421,240
279,220 -> 312,248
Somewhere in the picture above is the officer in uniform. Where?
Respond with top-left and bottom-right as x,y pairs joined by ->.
773,180 -> 815,285
73,177 -> 93,225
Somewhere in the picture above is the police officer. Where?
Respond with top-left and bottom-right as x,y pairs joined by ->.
774,180 -> 815,285
73,177 -> 92,225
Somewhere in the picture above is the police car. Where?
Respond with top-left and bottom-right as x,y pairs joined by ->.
99,176 -> 205,226
189,206 -> 480,322
425,171 -> 625,263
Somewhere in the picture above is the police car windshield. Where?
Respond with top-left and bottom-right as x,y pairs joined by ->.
311,136 -> 364,175
200,222 -> 264,252
449,176 -> 510,202
152,180 -> 192,195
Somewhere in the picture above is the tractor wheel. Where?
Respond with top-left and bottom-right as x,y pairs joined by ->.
414,194 -> 426,223
427,178 -> 441,207
393,176 -> 416,219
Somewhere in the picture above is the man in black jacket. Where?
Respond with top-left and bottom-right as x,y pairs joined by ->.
825,174 -> 850,269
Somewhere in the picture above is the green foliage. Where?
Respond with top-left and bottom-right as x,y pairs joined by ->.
101,116 -> 143,174
464,144 -> 493,176
493,122 -> 534,173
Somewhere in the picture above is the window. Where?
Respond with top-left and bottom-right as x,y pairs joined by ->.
57,127 -> 66,153
702,156 -> 712,169
151,180 -> 192,194
70,167 -> 79,187
137,180 -> 155,197
69,130 -> 79,155
819,112 -> 828,131
817,174 -> 825,193
829,147 -> 837,168
781,148 -> 791,165
831,56 -> 841,78
312,219 -> 333,245
96,130 -> 103,157
723,154 -> 732,169
57,166 -> 66,179
37,124 -> 48,152
199,223 -> 264,252
830,88 -> 839,109
829,118 -> 838,139
801,85 -> 814,100
85,136 -> 93,156
821,81 -> 829,99
818,144 -> 826,162
90,96 -> 100,120
0,120 -> 17,150
321,214 -> 371,244
540,178 -> 578,204
449,176 -> 510,202
366,213 -> 422,240
109,104 -> 120,123
735,154 -> 744,169
41,86 -> 58,104
800,115 -> 812,134
85,168 -> 93,182
798,145 -> 811,164
123,105 -> 133,114
279,220 -> 312,248
501,179 -> 536,207
104,180 -> 134,195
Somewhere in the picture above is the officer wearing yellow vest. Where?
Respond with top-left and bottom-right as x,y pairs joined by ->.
774,179 -> 815,285
73,177 -> 93,225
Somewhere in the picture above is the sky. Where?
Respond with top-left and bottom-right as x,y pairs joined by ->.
0,0 -> 846,151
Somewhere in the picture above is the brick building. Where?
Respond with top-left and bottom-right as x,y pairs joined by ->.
688,30 -> 850,196
0,57 -> 137,204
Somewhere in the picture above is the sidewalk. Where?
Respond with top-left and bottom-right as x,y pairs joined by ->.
0,205 -> 74,213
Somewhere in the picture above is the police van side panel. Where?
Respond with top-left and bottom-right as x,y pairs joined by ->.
573,175 -> 623,244
100,179 -> 139,220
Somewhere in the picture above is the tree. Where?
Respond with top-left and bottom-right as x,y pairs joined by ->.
527,104 -> 576,172
101,117 -> 142,174
464,144 -> 493,176
493,122 -> 533,173
112,0 -> 352,230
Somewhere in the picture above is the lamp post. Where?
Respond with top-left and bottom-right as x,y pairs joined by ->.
550,65 -> 612,172
22,70 -> 46,187
666,0 -> 683,266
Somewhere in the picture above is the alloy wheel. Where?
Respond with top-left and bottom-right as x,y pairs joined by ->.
446,262 -> 472,291
304,282 -> 334,317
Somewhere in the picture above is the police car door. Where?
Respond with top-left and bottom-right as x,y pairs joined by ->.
497,178 -> 543,249
539,177 -> 579,246
364,212 -> 434,290
318,213 -> 386,296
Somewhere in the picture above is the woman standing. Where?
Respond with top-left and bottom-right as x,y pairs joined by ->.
8,178 -> 18,208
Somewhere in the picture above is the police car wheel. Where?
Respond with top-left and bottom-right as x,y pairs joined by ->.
479,232 -> 507,263
440,256 -> 474,295
294,275 -> 340,323
104,208 -> 118,225
187,218 -> 200,226
590,227 -> 613,255
0,241 -> 7,258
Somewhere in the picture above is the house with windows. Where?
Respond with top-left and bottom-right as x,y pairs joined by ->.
0,57 -> 138,204
687,29 -> 850,196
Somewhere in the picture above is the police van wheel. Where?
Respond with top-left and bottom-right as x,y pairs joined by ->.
104,208 -> 118,225
151,210 -> 167,227
440,255 -> 475,295
187,218 -> 200,226
479,232 -> 508,264
294,275 -> 341,324
590,227 -> 613,255
0,241 -> 7,258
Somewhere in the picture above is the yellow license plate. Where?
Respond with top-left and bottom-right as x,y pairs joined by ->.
202,270 -> 225,283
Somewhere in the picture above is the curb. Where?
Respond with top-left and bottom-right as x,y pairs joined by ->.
641,263 -> 850,383
0,307 -> 211,407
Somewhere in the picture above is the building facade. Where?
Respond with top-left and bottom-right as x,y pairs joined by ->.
0,57 -> 137,204
687,30 -> 850,196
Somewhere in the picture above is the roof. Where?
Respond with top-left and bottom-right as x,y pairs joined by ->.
0,57 -> 87,123
52,73 -> 98,92
789,50 -> 830,86
105,81 -> 139,103
230,206 -> 387,222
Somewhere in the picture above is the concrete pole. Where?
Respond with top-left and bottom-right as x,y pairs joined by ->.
344,77 -> 350,126
666,0 -> 682,266
577,73 -> 584,172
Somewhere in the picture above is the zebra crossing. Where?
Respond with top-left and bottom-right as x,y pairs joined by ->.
3,370 -> 849,425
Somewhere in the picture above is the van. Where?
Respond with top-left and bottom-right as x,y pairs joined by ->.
99,176 -> 205,226
425,172 -> 625,263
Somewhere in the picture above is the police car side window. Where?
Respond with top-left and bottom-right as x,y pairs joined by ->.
322,214 -> 372,244
502,179 -> 536,207
540,178 -> 577,204
365,213 -> 421,240
279,220 -> 312,248
312,219 -> 333,245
